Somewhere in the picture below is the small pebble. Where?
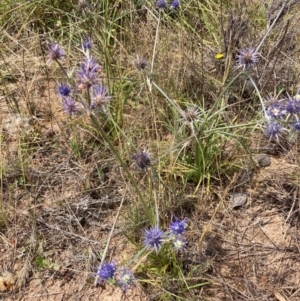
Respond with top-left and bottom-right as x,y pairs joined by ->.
254,154 -> 271,167
230,193 -> 247,208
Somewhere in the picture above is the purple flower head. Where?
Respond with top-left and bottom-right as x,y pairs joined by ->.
172,236 -> 186,251
285,98 -> 300,114
91,84 -> 111,107
267,102 -> 284,118
265,94 -> 280,107
77,57 -> 100,90
117,268 -> 135,291
169,217 -> 188,235
48,41 -> 65,61
81,57 -> 100,73
156,0 -> 167,9
96,262 -> 116,282
265,121 -> 281,141
170,0 -> 180,9
82,37 -> 92,51
143,226 -> 165,253
132,149 -> 151,170
62,97 -> 78,116
57,84 -> 71,97
236,47 -> 258,69
134,56 -> 147,72
293,122 -> 300,131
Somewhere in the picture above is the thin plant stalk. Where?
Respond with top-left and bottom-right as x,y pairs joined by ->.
94,193 -> 126,286
246,74 -> 268,118
89,114 -> 149,217
150,10 -> 161,74
255,3 -> 286,53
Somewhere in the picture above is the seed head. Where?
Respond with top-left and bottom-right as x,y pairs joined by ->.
62,97 -> 78,116
134,56 -> 147,72
78,0 -> 90,10
236,47 -> 258,69
143,226 -> 165,253
181,106 -> 200,124
132,149 -> 151,170
117,268 -> 135,292
96,262 -> 116,282
169,217 -> 188,235
172,236 -> 186,251
48,41 -> 65,61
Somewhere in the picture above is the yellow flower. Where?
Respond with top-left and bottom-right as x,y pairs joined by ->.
215,53 -> 224,59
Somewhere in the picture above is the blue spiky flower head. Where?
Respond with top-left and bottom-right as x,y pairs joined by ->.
169,217 -> 188,235
265,121 -> 282,141
77,57 -> 100,90
48,41 -> 65,61
117,268 -> 135,291
293,121 -> 300,131
170,0 -> 180,9
82,37 -> 92,51
285,97 -> 300,114
143,226 -> 165,253
236,47 -> 258,69
91,84 -> 111,106
96,262 -> 117,282
62,97 -> 78,116
267,102 -> 284,119
156,0 -> 167,9
57,84 -> 71,97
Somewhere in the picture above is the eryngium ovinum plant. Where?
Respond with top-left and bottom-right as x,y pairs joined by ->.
47,38 -> 194,294
233,3 -> 300,144
236,46 -> 300,144
133,20 -> 257,188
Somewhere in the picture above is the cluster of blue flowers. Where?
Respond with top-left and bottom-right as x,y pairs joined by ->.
143,217 -> 188,253
265,95 -> 300,142
95,217 -> 187,292
48,38 -> 111,116
96,262 -> 135,292
156,0 -> 180,10
236,47 -> 300,142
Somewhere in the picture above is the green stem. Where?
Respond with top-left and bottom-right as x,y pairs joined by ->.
56,60 -> 71,83
89,114 -> 149,217
151,10 -> 161,73
208,71 -> 244,115
151,80 -> 183,115
255,3 -> 286,53
246,74 -> 267,118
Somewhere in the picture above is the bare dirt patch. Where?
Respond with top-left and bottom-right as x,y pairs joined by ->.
201,156 -> 300,301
